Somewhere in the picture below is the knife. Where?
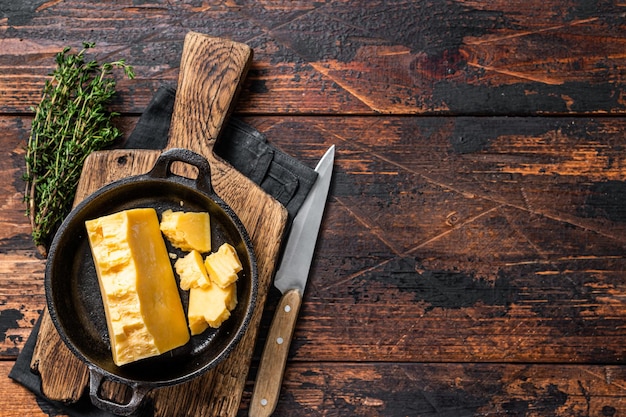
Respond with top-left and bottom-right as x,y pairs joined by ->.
249,145 -> 335,417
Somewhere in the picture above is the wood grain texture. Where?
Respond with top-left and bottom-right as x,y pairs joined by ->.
5,360 -> 626,417
165,32 -> 252,154
1,1 -> 626,115
3,117 -> 626,411
3,1 -> 626,415
254,116 -> 626,365
30,310 -> 87,401
241,362 -> 626,416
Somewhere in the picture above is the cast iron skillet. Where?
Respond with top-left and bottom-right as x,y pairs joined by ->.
45,148 -> 257,416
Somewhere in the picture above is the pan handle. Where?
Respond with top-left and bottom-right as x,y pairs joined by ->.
88,367 -> 151,416
148,148 -> 213,195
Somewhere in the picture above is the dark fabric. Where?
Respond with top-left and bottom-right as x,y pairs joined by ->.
124,85 -> 175,150
214,118 -> 318,220
215,118 -> 275,184
10,85 -> 318,416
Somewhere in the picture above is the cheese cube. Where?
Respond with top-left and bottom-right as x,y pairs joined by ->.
188,310 -> 209,335
160,209 -> 211,252
175,250 -> 211,290
188,283 -> 238,333
204,243 -> 243,288
85,208 -> 190,366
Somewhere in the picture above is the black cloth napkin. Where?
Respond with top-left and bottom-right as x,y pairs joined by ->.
9,85 -> 317,416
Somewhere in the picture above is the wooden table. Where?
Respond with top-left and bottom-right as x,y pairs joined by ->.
2,1 -> 626,415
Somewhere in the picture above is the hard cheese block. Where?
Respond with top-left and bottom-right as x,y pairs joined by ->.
186,243 -> 243,335
204,243 -> 243,288
188,282 -> 238,334
160,209 -> 211,252
175,250 -> 211,290
85,208 -> 190,366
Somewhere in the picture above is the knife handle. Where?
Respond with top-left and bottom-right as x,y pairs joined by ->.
249,288 -> 302,417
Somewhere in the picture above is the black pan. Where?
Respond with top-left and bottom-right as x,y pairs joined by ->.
45,148 -> 257,416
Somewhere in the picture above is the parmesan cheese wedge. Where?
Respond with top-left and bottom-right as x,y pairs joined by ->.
86,208 -> 190,366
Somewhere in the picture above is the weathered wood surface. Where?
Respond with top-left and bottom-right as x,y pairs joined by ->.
5,360 -> 626,416
1,1 -> 626,115
3,0 -> 626,416
4,114 -> 626,413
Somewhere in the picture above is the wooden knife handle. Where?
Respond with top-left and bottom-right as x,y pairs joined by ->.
249,289 -> 302,417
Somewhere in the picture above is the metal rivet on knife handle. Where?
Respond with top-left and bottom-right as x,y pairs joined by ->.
250,289 -> 302,417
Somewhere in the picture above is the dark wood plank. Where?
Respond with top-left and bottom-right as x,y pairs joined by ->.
0,114 -> 46,358
4,114 -> 626,365
3,2 -> 626,416
5,359 -> 626,417
1,1 -> 626,115
242,362 -> 626,416
253,116 -> 626,364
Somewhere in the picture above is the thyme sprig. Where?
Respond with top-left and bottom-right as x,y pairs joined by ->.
24,42 -> 135,255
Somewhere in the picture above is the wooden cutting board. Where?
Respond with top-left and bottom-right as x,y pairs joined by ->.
29,32 -> 287,416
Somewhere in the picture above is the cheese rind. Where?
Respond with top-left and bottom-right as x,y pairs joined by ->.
175,250 -> 211,290
159,209 -> 211,252
204,243 -> 243,288
86,208 -> 190,366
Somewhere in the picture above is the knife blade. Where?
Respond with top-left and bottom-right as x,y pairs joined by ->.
249,145 -> 335,417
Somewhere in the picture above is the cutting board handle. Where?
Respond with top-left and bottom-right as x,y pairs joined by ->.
165,32 -> 252,157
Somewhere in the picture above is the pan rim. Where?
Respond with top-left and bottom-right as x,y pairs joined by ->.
45,157 -> 258,389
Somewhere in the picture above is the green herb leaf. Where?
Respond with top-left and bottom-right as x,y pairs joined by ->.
23,43 -> 135,256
